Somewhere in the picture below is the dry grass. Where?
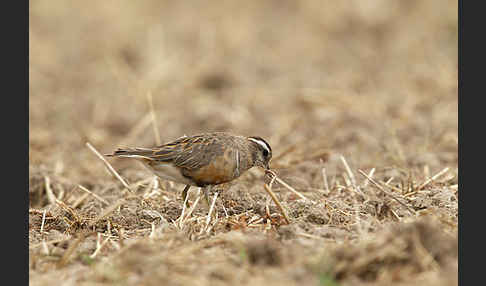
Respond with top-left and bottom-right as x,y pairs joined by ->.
29,1 -> 457,285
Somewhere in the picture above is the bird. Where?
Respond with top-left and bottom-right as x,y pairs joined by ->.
106,132 -> 272,207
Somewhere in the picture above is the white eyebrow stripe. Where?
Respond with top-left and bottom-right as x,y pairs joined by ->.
248,138 -> 271,154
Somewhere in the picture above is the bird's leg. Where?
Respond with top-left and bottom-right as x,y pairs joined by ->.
182,185 -> 191,208
203,185 -> 212,207
203,185 -> 220,220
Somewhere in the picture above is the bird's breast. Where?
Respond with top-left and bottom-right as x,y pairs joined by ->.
185,148 -> 251,186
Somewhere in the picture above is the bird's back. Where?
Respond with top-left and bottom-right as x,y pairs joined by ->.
107,132 -> 254,187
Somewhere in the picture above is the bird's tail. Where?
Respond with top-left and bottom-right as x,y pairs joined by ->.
105,147 -> 155,160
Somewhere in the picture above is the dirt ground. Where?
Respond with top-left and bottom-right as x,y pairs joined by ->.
29,1 -> 458,285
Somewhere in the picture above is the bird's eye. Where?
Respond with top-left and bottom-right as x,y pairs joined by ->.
262,149 -> 269,157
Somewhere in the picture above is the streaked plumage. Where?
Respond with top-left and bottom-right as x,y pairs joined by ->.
106,132 -> 272,206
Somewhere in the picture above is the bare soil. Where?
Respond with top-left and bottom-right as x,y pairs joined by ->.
29,1 -> 458,285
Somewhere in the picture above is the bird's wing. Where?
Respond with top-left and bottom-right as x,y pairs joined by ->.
152,134 -> 224,171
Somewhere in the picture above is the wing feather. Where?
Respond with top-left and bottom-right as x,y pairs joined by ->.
109,132 -> 230,171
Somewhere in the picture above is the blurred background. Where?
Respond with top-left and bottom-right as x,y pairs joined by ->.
29,1 -> 458,285
29,0 -> 457,185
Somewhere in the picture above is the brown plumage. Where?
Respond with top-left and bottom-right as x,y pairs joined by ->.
106,132 -> 272,206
